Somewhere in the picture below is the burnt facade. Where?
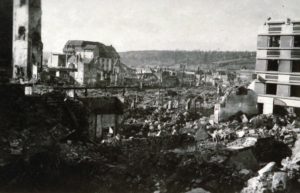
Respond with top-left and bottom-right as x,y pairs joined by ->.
63,40 -> 121,86
13,0 -> 43,81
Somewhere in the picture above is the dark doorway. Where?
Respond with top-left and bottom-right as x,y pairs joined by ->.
257,103 -> 264,114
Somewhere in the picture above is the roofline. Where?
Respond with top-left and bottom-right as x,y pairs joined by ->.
292,20 -> 300,24
266,19 -> 300,25
267,21 -> 285,25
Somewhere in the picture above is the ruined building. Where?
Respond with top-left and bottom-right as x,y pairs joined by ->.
255,18 -> 300,114
12,0 -> 43,81
46,53 -> 77,84
0,0 -> 43,83
80,97 -> 124,140
214,86 -> 258,122
0,0 -> 13,82
62,40 -> 121,86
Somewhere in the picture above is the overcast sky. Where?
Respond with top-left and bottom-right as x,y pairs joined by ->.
42,0 -> 300,52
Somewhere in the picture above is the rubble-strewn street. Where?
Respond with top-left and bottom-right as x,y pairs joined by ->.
0,84 -> 299,193
1,0 -> 300,193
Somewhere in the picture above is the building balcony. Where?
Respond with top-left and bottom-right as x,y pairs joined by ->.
257,50 -> 300,60
293,25 -> 300,33
258,20 -> 300,35
257,95 -> 300,108
256,71 -> 300,84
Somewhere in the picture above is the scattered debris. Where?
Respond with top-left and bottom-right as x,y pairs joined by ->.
0,84 -> 299,193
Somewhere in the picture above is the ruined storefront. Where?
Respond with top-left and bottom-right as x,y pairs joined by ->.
79,97 -> 124,140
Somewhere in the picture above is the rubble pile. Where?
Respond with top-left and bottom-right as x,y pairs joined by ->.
121,87 -> 218,139
118,97 -> 300,193
0,85 -> 300,193
53,131 -> 295,193
200,113 -> 299,147
241,156 -> 300,193
240,128 -> 300,193
55,136 -> 253,193
0,88 -> 90,192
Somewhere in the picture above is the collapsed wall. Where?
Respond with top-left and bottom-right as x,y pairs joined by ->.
214,86 -> 258,123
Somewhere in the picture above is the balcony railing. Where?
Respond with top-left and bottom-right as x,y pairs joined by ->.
291,50 -> 300,58
290,76 -> 300,82
268,26 -> 282,33
265,74 -> 278,80
257,72 -> 300,83
267,50 -> 280,57
293,25 -> 300,33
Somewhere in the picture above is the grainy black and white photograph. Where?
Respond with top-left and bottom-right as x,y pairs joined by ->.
0,0 -> 300,193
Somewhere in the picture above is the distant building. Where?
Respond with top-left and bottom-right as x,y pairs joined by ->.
182,71 -> 196,87
255,18 -> 300,114
12,0 -> 43,81
79,97 -> 124,140
213,70 -> 229,84
46,53 -> 77,84
199,70 -> 214,86
63,40 -> 121,86
237,69 -> 256,82
161,71 -> 179,87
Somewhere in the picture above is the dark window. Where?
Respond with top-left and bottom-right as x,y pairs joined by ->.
294,36 -> 300,47
291,85 -> 300,97
269,36 -> 280,47
292,61 -> 300,72
266,83 -> 277,95
267,50 -> 280,57
18,26 -> 26,40
20,0 -> 26,6
267,60 -> 279,71
257,103 -> 264,114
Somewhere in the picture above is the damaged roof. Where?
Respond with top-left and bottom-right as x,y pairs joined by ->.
79,96 -> 123,115
63,40 -> 120,58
